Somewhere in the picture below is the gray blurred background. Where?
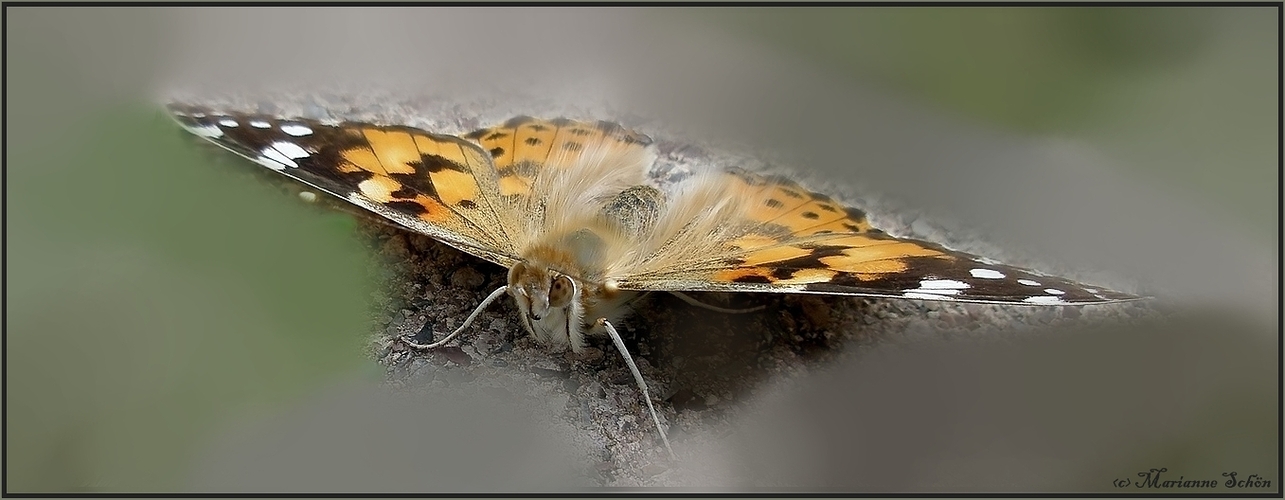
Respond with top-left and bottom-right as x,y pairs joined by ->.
6,6 -> 1277,492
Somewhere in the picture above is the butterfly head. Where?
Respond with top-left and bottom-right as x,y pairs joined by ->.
507,261 -> 585,350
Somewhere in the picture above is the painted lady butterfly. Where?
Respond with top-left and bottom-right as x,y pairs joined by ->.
169,103 -> 1140,458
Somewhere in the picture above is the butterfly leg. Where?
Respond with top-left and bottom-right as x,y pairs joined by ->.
402,286 -> 509,349
595,318 -> 677,461
668,291 -> 766,314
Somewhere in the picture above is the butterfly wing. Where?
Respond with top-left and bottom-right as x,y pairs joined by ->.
463,116 -> 653,198
461,116 -> 657,241
169,104 -> 521,267
617,169 -> 1138,305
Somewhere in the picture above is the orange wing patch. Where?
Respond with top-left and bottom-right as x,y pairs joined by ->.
463,116 -> 653,199
727,168 -> 874,238
168,105 -> 520,266
617,168 -> 1133,304
323,125 -> 515,248
708,235 -> 949,285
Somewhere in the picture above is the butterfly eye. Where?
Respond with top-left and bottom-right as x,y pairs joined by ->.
548,275 -> 575,308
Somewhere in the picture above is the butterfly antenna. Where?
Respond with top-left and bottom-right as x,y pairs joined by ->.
595,318 -> 677,461
403,286 -> 509,349
669,291 -> 765,314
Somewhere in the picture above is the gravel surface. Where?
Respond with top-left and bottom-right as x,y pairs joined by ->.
364,223 -> 1158,489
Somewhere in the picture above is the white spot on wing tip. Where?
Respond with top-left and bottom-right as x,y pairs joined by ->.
184,123 -> 223,138
1044,288 -> 1065,295
249,120 -> 271,129
218,118 -> 238,127
969,268 -> 1005,279
1024,296 -> 1065,305
260,148 -> 299,169
919,279 -> 969,290
270,141 -> 310,160
903,279 -> 968,298
280,123 -> 313,136
1017,279 -> 1041,286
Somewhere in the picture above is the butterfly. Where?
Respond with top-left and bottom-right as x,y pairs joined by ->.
169,103 -> 1139,458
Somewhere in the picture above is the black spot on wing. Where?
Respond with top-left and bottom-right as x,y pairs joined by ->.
385,200 -> 428,215
771,267 -> 796,280
489,147 -> 505,158
524,137 -> 542,146
732,274 -> 772,284
389,172 -> 437,199
416,154 -> 467,173
389,185 -> 418,200
766,245 -> 849,281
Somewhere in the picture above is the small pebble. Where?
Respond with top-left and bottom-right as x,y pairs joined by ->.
450,267 -> 485,288
532,367 -> 570,380
574,347 -> 605,364
440,346 -> 473,366
799,297 -> 831,329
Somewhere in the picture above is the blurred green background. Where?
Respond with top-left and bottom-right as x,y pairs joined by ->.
708,7 -> 1275,240
5,107 -> 378,491
5,6 -> 1277,492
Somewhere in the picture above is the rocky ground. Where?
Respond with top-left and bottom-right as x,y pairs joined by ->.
366,220 -> 1157,489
